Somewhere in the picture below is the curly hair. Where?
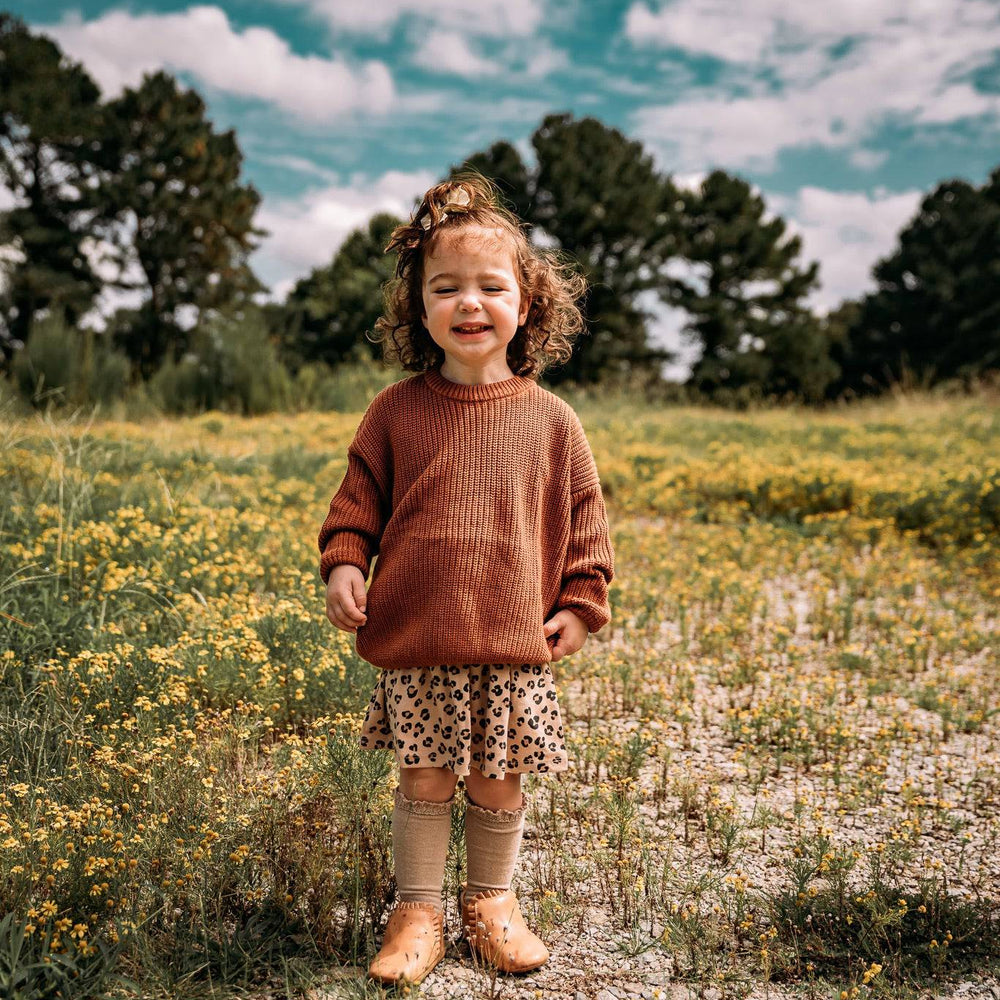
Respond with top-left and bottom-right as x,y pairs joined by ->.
372,172 -> 587,380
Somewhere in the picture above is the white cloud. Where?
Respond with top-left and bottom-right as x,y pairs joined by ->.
523,43 -> 569,78
672,172 -> 707,193
408,24 -> 565,80
768,186 -> 923,311
565,64 -> 693,99
0,185 -> 21,212
412,29 -> 502,77
624,0 -> 999,64
634,94 -> 837,172
626,1 -> 767,63
42,6 -> 394,122
848,149 -> 890,171
625,0 -> 1000,171
394,90 -> 452,115
637,288 -> 704,382
255,154 -> 341,184
289,0 -> 543,37
253,168 -> 437,298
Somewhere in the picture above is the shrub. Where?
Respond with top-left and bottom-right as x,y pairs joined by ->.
10,316 -> 133,410
291,351 -> 401,413
149,309 -> 293,415
11,315 -> 78,406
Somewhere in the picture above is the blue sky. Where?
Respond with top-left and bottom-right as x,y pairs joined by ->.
12,0 -> 1000,375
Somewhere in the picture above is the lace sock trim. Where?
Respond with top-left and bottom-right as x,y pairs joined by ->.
395,785 -> 455,815
463,789 -> 526,825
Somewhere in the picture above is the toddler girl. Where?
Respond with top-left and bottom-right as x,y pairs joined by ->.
317,175 -> 615,987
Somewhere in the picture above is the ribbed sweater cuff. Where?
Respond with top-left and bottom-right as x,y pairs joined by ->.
320,537 -> 370,584
557,584 -> 611,633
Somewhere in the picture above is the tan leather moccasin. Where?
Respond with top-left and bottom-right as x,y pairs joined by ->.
368,901 -> 446,986
459,886 -> 550,974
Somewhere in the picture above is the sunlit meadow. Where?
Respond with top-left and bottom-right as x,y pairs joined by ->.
1,385 -> 998,999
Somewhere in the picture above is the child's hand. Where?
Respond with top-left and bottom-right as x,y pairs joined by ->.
542,609 -> 588,662
326,565 -> 368,633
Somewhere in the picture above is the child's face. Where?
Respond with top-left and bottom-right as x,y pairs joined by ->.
420,226 -> 530,374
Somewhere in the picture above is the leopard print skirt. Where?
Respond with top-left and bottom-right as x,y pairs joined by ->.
358,662 -> 569,780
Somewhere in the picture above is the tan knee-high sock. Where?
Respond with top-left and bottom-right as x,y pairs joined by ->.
392,786 -> 454,910
463,790 -> 527,896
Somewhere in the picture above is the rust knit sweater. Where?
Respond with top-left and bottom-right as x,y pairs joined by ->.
317,364 -> 615,670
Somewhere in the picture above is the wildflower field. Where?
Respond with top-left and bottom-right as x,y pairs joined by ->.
1,387 -> 998,1000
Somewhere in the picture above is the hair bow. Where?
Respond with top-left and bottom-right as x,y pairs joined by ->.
419,186 -> 472,230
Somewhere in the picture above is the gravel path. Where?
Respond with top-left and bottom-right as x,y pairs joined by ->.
304,565 -> 999,1000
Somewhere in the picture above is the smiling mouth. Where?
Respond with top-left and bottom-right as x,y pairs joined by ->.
453,325 -> 491,334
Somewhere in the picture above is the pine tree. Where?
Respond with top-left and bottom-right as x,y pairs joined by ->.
0,14 -> 105,363
272,212 -> 401,373
101,71 -> 263,377
454,115 -> 681,385
665,170 -> 833,403
836,169 -> 1000,394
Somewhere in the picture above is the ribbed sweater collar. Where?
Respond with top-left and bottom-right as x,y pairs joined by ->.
423,366 -> 535,402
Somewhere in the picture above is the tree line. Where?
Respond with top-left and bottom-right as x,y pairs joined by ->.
2,12 -> 998,410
